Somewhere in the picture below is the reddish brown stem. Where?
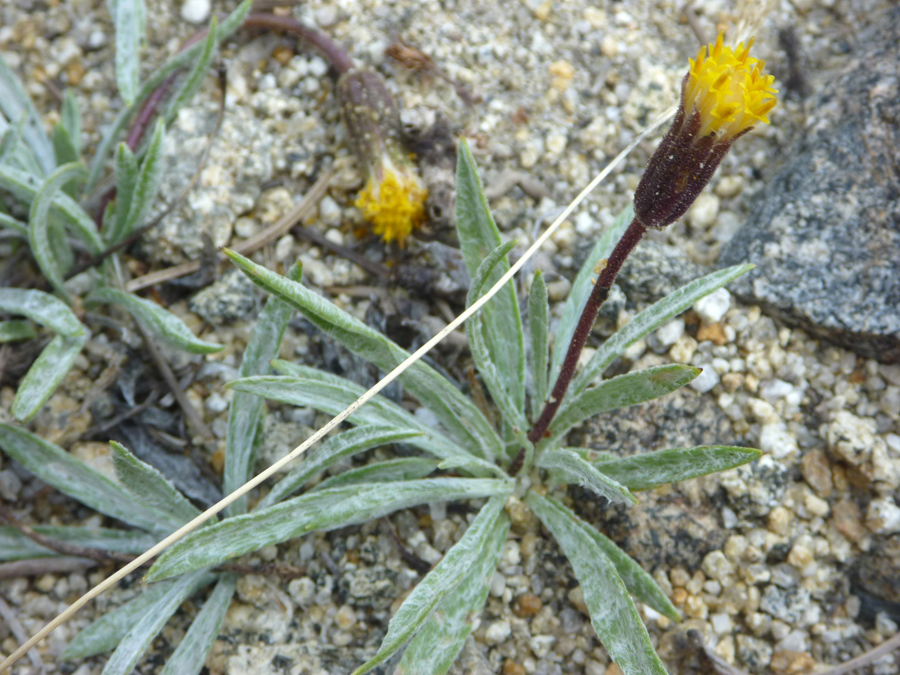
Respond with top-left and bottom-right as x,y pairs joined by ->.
526,218 -> 647,445
244,13 -> 355,73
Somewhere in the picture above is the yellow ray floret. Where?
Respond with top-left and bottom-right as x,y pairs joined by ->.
683,32 -> 778,139
355,162 -> 428,245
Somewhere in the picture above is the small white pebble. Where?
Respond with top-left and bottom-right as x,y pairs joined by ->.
690,366 -> 719,393
695,288 -> 732,323
181,0 -> 211,24
319,196 -> 342,226
867,498 -> 900,534
485,620 -> 511,644
688,193 -> 720,228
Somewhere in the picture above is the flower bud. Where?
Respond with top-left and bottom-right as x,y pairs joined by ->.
338,69 -> 428,245
634,33 -> 777,230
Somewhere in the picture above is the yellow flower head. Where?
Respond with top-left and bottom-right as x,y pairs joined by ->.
354,159 -> 428,245
683,33 -> 778,139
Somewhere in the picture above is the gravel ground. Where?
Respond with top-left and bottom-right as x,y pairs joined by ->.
1,1 -> 899,674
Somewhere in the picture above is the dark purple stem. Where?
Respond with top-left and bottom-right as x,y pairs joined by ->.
244,13 -> 355,74
526,218 -> 647,445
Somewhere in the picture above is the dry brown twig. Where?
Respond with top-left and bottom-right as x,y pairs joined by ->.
125,170 -> 332,292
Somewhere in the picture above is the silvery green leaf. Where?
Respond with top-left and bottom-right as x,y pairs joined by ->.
0,320 -> 37,342
528,269 -> 550,420
62,581 -> 175,659
52,125 -> 79,168
61,89 -> 82,157
110,441 -> 202,529
571,265 -> 754,397
536,448 -> 636,505
159,573 -> 236,675
353,496 -> 509,675
0,287 -> 83,336
550,204 -> 633,386
11,332 -> 87,421
106,142 -> 138,246
259,425 -> 424,509
456,139 -> 525,415
312,457 -> 439,491
164,18 -> 217,124
225,262 -> 300,515
572,518 -> 679,621
0,211 -> 27,236
0,163 -> 103,254
118,118 -> 164,241
231,375 -> 498,477
527,493 -> 669,675
225,249 -> 502,462
593,445 -> 762,492
48,218 -> 73,275
108,0 -> 145,105
87,0 -> 252,191
147,478 -> 513,581
0,126 -> 18,163
466,240 -> 528,438
28,162 -> 87,299
0,54 -> 54,174
101,571 -> 214,675
549,365 -> 701,445
86,286 -> 223,354
0,526 -> 157,562
0,423 -> 169,534
395,500 -> 508,675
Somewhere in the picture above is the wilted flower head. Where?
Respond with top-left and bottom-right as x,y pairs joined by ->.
338,69 -> 428,245
633,33 -> 777,230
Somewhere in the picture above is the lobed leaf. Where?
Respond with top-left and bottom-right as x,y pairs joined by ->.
0,320 -> 37,342
27,162 -> 87,299
0,287 -> 83,336
86,0 -> 252,191
0,54 -> 55,174
225,248 -> 502,462
62,582 -> 175,659
353,496 -> 509,674
0,423 -> 170,535
110,441 -> 202,529
158,573 -> 236,675
87,286 -> 223,354
527,493 -> 669,675
225,261 -> 300,515
0,526 -> 157,563
313,457 -> 440,491
12,333 -> 87,421
258,425 -> 424,509
108,0 -> 145,105
536,448 -> 636,505
528,269 -> 550,420
395,500 -> 509,675
147,478 -> 513,581
100,571 -> 214,675
550,204 -> 633,386
548,364 -> 700,445
593,445 -> 762,492
456,139 -> 525,417
571,265 -> 754,397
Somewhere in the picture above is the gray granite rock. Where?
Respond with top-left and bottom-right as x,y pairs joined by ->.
140,102 -> 273,264
188,268 -> 259,324
720,7 -> 900,363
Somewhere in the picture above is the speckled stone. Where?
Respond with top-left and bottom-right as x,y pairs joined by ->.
720,6 -> 900,363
